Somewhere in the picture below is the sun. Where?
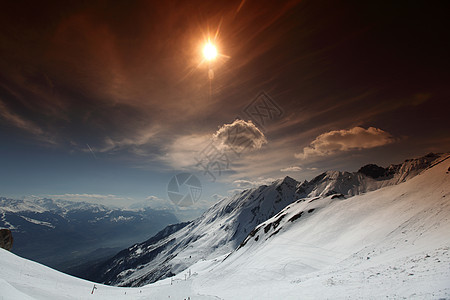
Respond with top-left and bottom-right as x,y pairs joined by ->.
203,42 -> 217,61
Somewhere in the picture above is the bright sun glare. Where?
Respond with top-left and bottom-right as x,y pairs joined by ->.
203,42 -> 217,61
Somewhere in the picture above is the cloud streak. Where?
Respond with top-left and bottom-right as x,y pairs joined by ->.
280,166 -> 302,172
233,177 -> 277,188
0,99 -> 55,144
296,127 -> 395,160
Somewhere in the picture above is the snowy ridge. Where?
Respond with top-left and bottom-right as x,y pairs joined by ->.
88,176 -> 302,286
89,153 -> 446,287
0,198 -> 110,214
20,216 -> 55,229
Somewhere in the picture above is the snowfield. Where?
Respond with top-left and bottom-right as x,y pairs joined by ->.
1,155 -> 449,299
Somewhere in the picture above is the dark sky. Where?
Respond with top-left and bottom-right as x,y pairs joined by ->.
1,0 -> 449,209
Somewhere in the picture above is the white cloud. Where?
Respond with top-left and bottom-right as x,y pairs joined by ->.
211,194 -> 225,202
228,177 -> 279,197
296,126 -> 394,159
280,166 -> 302,172
162,134 -> 211,169
47,193 -> 133,207
213,119 -> 267,153
162,120 -> 267,171
233,177 -> 278,188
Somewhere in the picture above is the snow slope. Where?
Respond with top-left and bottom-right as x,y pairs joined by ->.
0,247 -> 218,300
192,154 -> 450,299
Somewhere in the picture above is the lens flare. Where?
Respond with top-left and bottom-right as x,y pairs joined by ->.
203,42 -> 217,61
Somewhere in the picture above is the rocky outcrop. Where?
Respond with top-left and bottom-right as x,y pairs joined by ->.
358,164 -> 387,179
0,229 -> 13,251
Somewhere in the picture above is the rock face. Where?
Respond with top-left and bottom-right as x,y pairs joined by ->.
0,229 -> 13,251
358,164 -> 387,178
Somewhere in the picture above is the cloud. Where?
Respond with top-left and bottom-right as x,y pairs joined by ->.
138,195 -> 174,210
296,126 -> 395,159
213,119 -> 267,153
280,166 -> 302,172
412,93 -> 431,106
163,120 -> 267,171
162,134 -> 212,169
0,99 -> 55,144
96,126 -> 161,153
48,193 -> 133,207
233,177 -> 277,188
211,194 -> 226,202
228,177 -> 279,196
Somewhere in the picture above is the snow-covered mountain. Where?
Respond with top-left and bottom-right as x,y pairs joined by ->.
86,175 -> 301,286
0,197 -> 178,277
0,152 -> 449,299
191,152 -> 450,299
88,153 -> 445,287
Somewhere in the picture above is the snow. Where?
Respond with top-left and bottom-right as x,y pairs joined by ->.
0,248 -> 218,299
20,216 -> 55,228
0,197 -> 110,214
1,212 -> 16,230
193,154 -> 450,299
0,154 -> 449,299
110,216 -> 135,222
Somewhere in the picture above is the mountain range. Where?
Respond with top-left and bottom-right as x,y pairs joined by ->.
0,197 -> 178,276
85,152 -> 446,287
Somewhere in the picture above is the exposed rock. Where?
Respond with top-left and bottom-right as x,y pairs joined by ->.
0,229 -> 13,251
358,164 -> 386,179
331,193 -> 345,199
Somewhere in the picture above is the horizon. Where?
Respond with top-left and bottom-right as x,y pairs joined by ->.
2,150 -> 445,214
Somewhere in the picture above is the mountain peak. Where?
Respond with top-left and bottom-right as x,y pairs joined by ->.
279,176 -> 297,185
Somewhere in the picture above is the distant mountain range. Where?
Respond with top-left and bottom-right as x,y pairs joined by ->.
0,197 -> 178,277
85,152 -> 445,287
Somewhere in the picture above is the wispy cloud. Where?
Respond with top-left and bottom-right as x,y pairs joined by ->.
296,126 -> 395,160
97,126 -> 161,154
280,166 -> 302,172
47,193 -> 134,207
0,99 -> 56,144
162,134 -> 211,170
233,177 -> 277,188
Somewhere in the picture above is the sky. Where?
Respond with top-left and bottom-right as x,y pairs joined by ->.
0,0 -> 449,213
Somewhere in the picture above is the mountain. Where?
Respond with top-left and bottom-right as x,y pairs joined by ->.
0,152 -> 448,299
192,152 -> 450,299
0,197 -> 178,276
85,176 -> 302,286
87,153 -> 445,287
